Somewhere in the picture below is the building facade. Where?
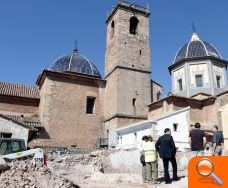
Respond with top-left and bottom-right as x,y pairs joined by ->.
0,1 -> 160,149
0,1 -> 227,150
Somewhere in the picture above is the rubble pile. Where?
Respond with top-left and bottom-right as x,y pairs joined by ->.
54,150 -> 104,170
48,150 -> 106,183
0,160 -> 74,188
48,150 -> 143,184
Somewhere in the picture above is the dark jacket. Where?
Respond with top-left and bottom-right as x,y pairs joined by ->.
155,134 -> 176,158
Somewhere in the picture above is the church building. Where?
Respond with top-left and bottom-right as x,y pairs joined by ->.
0,1 -> 161,149
0,1 -> 227,151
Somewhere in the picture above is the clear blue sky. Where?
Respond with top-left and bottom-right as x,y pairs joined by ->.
0,0 -> 227,94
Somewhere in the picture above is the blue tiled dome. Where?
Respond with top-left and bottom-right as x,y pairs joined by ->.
174,33 -> 221,64
49,49 -> 101,78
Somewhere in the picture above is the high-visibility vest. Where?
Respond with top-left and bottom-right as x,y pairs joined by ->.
142,141 -> 157,162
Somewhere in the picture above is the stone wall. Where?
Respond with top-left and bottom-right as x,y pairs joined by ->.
104,70 -> 117,119
148,104 -> 164,120
189,93 -> 228,129
220,104 -> 228,150
116,69 -> 151,117
104,5 -> 152,141
148,100 -> 176,120
0,96 -> 39,116
105,9 -> 150,75
104,6 -> 151,120
151,81 -> 162,102
148,93 -> 228,134
216,92 -> 228,128
104,69 -> 151,123
189,106 -> 218,129
32,75 -> 105,148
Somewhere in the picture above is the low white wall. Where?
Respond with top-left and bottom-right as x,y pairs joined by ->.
0,117 -> 29,146
117,128 -> 151,149
106,149 -> 141,174
155,108 -> 190,151
105,149 -> 192,177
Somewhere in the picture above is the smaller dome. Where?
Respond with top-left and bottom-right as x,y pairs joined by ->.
49,49 -> 101,78
174,33 -> 221,64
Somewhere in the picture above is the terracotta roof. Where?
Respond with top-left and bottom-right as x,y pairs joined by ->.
148,94 -> 215,108
0,114 -> 43,130
169,93 -> 215,101
216,90 -> 228,97
190,92 -> 212,98
0,82 -> 39,99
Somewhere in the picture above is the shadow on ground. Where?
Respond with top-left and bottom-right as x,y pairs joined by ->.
157,175 -> 186,183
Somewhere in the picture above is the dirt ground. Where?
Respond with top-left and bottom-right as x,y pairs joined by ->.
78,176 -> 188,188
47,149 -> 189,188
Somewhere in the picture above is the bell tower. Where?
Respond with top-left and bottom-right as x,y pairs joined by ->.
104,1 -> 151,146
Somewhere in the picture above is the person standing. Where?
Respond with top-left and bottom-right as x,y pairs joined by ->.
155,128 -> 178,184
142,135 -> 158,185
211,125 -> 224,156
140,135 -> 148,183
189,122 -> 206,152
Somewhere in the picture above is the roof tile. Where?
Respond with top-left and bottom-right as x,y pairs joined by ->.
0,114 -> 43,130
0,82 -> 39,99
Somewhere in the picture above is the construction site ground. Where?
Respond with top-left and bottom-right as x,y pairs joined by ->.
77,177 -> 187,188
1,148 -> 227,188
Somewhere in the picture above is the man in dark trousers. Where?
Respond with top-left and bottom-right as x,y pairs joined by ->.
211,125 -> 224,156
155,128 -> 178,184
189,122 -> 206,152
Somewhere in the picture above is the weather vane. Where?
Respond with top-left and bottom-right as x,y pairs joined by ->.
192,22 -> 196,33
74,40 -> 78,52
146,0 -> 149,10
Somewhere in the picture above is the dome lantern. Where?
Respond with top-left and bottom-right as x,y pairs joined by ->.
191,32 -> 200,41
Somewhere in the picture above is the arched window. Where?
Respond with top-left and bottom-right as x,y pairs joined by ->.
111,20 -> 115,38
129,16 -> 139,35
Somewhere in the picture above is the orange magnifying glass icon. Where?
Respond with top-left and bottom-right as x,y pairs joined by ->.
196,158 -> 223,186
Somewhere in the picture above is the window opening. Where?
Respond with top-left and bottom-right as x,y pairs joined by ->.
173,123 -> 178,132
216,75 -> 221,88
195,74 -> 203,87
130,16 -> 139,35
111,20 -> 115,38
86,97 -> 95,114
178,79 -> 183,91
133,98 -> 136,106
